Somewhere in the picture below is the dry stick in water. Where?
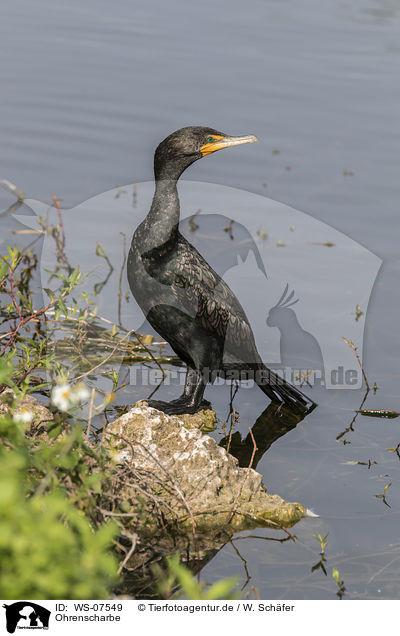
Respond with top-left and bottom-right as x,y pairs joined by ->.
226,408 -> 236,455
342,337 -> 370,391
357,409 -> 400,418
50,193 -> 73,274
73,329 -> 135,382
248,427 -> 258,470
118,232 -> 127,327
0,180 -> 24,218
225,382 -> 239,453
51,193 -> 66,250
336,394 -> 367,441
0,179 -> 24,202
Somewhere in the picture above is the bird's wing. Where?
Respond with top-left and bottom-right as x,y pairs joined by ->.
173,235 -> 259,358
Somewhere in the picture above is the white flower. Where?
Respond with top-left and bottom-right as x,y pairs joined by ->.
111,449 -> 131,464
71,383 -> 90,404
51,382 -> 90,412
13,409 -> 34,425
51,383 -> 73,412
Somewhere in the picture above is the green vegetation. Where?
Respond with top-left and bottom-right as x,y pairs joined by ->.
152,554 -> 240,600
0,360 -> 119,599
332,568 -> 346,600
0,229 -> 241,600
311,533 -> 329,576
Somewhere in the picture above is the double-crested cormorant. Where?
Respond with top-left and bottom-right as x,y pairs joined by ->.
127,126 -> 316,415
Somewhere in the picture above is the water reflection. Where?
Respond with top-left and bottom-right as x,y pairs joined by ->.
220,402 -> 308,469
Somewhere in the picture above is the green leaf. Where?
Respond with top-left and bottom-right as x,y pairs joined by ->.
58,299 -> 67,316
205,578 -> 239,600
96,244 -> 106,259
43,288 -> 56,302
0,359 -> 13,385
47,423 -> 63,439
68,266 -> 81,285
332,568 -> 339,583
383,482 -> 392,495
44,268 -> 67,281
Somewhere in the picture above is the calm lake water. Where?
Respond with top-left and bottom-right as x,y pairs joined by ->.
1,0 -> 400,600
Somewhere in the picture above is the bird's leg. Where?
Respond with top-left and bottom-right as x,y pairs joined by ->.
179,368 -> 210,406
147,368 -> 209,415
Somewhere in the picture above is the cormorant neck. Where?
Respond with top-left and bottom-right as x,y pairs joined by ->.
154,154 -> 195,183
140,177 -> 180,251
136,156 -> 196,252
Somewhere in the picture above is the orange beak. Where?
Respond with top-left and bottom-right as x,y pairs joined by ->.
200,134 -> 259,157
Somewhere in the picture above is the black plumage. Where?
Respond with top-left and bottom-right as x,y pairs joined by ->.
127,126 -> 316,415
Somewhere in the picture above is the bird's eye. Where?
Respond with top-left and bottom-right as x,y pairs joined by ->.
206,136 -> 214,143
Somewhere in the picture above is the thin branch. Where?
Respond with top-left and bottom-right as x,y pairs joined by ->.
0,179 -> 24,201
342,337 -> 370,391
118,232 -> 127,327
72,329 -> 135,382
248,427 -> 258,470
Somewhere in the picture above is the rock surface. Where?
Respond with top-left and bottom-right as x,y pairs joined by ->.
0,391 -> 308,533
0,390 -> 311,586
104,401 -> 307,534
0,388 -> 54,439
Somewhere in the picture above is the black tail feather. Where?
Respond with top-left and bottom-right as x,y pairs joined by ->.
219,361 -> 317,413
257,366 -> 316,413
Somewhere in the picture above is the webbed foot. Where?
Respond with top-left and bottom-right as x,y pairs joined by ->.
146,397 -> 211,415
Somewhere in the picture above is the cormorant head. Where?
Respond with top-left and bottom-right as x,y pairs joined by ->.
154,126 -> 258,180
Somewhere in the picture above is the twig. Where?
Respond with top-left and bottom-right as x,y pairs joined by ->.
266,519 -> 297,541
51,193 -> 65,248
248,427 -> 258,470
118,233 -> 127,327
357,409 -> 400,418
226,408 -> 236,455
0,201 -> 23,218
229,538 -> 251,591
233,534 -> 291,544
0,179 -> 24,201
72,329 -> 135,382
0,296 -> 53,355
50,193 -> 72,274
117,532 -> 138,574
223,381 -> 239,451
342,337 -> 370,390
336,387 -> 369,442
